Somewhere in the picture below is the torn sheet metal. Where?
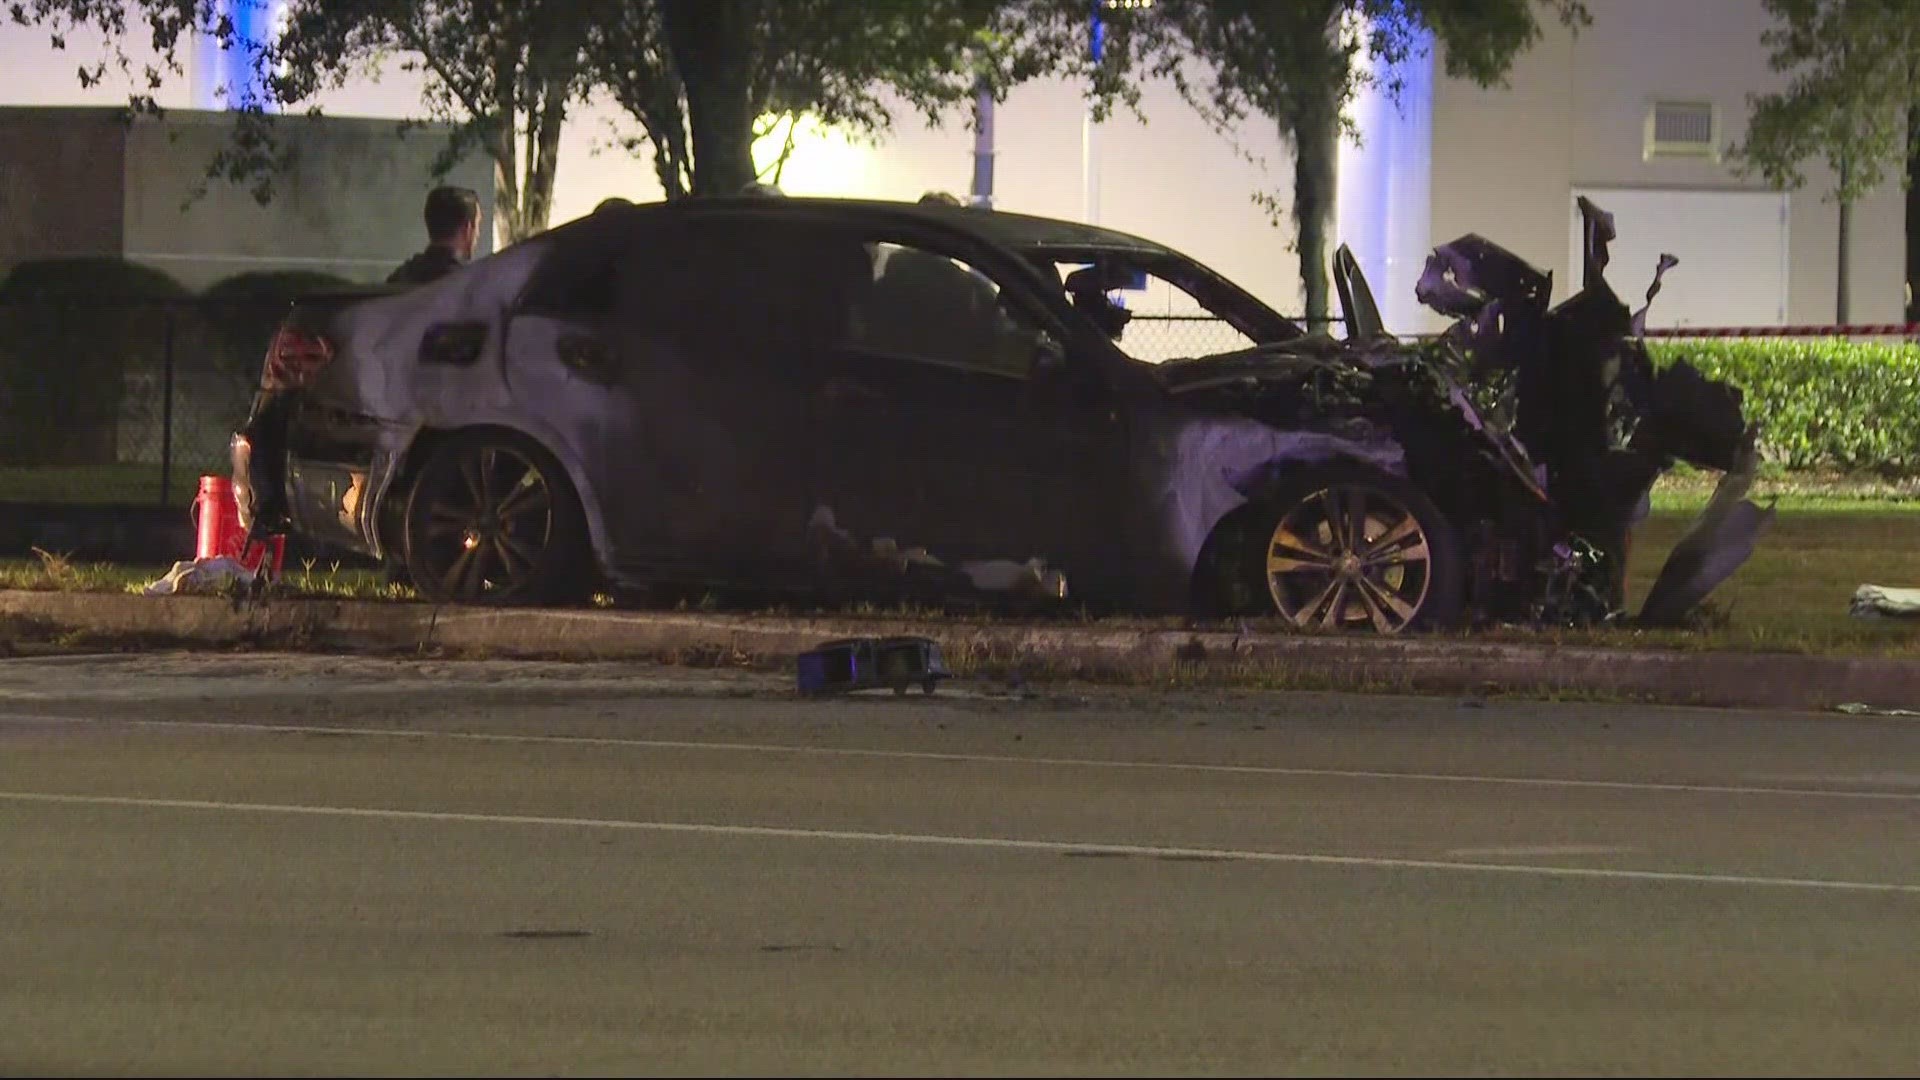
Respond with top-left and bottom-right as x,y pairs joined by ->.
1638,438 -> 1776,626
1403,202 -> 1767,627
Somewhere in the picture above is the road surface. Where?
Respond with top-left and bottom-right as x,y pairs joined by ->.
2,652 -> 1918,1075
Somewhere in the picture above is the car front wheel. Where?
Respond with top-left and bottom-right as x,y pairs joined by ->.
1243,467 -> 1463,633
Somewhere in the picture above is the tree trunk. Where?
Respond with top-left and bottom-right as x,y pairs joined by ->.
1838,197 -> 1853,325
519,26 -> 582,240
492,110 -> 526,245
1906,104 -> 1918,321
1838,155 -> 1853,325
1290,98 -> 1340,330
660,0 -> 759,196
524,80 -> 567,236
651,118 -> 694,199
487,40 -> 530,246
638,91 -> 694,199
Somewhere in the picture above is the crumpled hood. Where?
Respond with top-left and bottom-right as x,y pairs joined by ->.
1153,338 -> 1356,393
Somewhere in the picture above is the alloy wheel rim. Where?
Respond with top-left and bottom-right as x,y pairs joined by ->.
416,445 -> 554,600
1264,485 -> 1432,633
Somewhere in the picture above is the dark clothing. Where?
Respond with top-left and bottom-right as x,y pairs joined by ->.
387,245 -> 463,286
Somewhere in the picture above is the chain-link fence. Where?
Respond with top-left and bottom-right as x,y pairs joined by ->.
1121,314 -> 1267,363
0,296 -> 265,507
0,301 -> 1309,508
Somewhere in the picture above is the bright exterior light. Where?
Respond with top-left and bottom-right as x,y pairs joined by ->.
750,114 -> 870,196
1103,0 -> 1154,8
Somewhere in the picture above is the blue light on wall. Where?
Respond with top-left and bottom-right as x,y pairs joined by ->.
192,0 -> 283,110
1092,0 -> 1154,62
1336,24 -> 1435,334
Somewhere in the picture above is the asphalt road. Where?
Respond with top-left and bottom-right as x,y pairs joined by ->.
3,653 -> 1920,1076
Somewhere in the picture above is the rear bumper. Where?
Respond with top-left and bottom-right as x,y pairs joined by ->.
230,391 -> 381,559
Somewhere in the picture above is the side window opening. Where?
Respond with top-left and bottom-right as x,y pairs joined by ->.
518,217 -> 870,351
854,241 -> 1039,377
614,220 -> 868,347
1044,257 -> 1260,363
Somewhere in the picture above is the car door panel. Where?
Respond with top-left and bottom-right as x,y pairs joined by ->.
613,324 -> 821,576
508,214 -> 860,583
814,348 -> 1121,582
810,235 -> 1124,592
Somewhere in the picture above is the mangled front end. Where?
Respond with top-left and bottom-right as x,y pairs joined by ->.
1413,196 -> 1773,627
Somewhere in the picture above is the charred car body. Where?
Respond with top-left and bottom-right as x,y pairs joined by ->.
232,196 -> 1767,632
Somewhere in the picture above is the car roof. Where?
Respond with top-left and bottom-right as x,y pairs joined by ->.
593,196 -> 1175,257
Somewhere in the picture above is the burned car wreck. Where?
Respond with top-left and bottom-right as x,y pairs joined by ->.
231,195 -> 1767,633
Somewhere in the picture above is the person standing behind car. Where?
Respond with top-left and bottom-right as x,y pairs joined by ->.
387,185 -> 482,286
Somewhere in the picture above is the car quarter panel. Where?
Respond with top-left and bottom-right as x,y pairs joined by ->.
1123,408 -> 1409,612
288,239 -> 617,561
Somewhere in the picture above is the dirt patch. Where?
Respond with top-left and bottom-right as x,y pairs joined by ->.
0,610 -> 293,659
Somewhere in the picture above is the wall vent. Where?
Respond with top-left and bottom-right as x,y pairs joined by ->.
1646,101 -> 1719,160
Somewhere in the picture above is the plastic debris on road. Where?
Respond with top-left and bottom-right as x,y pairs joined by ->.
1834,702 -> 1920,717
797,636 -> 952,696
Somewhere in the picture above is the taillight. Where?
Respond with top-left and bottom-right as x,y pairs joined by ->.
262,324 -> 335,390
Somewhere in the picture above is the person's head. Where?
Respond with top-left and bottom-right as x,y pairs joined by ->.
918,190 -> 963,207
1065,265 -> 1133,341
739,181 -> 787,198
424,185 -> 482,260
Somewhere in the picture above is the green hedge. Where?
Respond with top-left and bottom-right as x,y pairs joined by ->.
0,261 -> 362,471
198,269 -> 359,397
1648,339 -> 1920,477
0,258 -> 193,467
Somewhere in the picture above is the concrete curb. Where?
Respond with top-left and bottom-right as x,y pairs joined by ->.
2,588 -> 1916,713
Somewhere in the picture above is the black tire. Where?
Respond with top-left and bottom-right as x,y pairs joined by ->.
400,431 -> 591,605
1236,465 -> 1463,633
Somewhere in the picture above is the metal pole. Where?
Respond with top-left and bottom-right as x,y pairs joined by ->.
1837,156 -> 1853,325
160,304 -> 175,507
970,75 -> 995,208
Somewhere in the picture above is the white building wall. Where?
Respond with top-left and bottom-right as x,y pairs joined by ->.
119,110 -> 495,290
1426,0 -> 1904,331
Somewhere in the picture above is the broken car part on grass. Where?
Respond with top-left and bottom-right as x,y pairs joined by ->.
229,195 -> 1765,633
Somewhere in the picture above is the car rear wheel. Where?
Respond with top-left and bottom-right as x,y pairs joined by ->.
401,432 -> 588,604
1244,467 -> 1463,633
